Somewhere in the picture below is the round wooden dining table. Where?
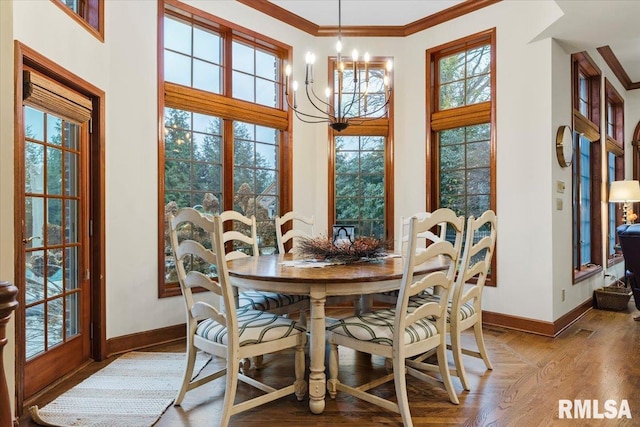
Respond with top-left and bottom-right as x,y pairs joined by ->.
226,253 -> 448,414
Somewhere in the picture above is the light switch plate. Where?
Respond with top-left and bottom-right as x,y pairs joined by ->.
556,180 -> 566,193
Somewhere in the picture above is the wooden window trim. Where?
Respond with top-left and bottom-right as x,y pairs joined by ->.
327,57 -> 394,243
50,0 -> 104,42
604,78 -> 624,148
571,52 -> 603,282
426,28 -> 497,286
158,0 -> 293,297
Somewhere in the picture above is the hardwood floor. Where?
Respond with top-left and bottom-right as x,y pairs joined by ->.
20,305 -> 640,426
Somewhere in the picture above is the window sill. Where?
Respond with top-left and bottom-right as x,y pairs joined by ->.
573,264 -> 603,284
607,255 -> 624,268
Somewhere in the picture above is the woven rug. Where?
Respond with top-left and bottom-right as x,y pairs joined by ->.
29,351 -> 211,427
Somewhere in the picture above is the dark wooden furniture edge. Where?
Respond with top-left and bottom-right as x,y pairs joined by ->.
1,281 -> 19,427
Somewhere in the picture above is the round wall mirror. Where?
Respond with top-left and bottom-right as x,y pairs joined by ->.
556,125 -> 573,168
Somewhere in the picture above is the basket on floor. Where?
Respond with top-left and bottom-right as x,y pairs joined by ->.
594,285 -> 632,311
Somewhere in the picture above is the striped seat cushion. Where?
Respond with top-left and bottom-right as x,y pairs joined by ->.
196,309 -> 305,346
326,308 -> 438,346
408,293 -> 476,322
239,291 -> 308,311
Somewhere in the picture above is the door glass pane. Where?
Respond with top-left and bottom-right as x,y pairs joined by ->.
47,115 -> 62,145
65,247 -> 79,291
65,199 -> 78,243
26,143 -> 45,194
64,121 -> 79,150
25,197 -> 45,249
47,199 -> 63,245
26,250 -> 45,303
26,304 -> 45,358
46,146 -> 63,195
65,152 -> 79,196
47,249 -> 64,298
66,293 -> 80,338
48,297 -> 64,347
24,109 -> 84,361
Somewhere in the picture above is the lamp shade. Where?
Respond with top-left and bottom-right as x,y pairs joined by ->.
609,180 -> 640,203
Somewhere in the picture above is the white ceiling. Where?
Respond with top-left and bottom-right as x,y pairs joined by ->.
268,0 -> 640,84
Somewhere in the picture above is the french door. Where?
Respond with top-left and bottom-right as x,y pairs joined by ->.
21,105 -> 91,398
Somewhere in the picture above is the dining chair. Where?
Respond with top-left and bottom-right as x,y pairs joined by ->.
275,211 -> 315,254
374,211 -> 451,306
409,209 -> 497,391
326,209 -> 464,426
219,210 -> 309,320
169,208 -> 307,427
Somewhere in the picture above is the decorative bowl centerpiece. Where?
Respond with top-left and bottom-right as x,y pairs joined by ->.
296,235 -> 388,264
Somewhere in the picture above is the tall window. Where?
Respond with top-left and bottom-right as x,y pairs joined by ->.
51,0 -> 103,40
160,1 -> 291,296
426,29 -> 496,284
571,52 -> 601,280
329,59 -> 393,240
604,79 -> 624,265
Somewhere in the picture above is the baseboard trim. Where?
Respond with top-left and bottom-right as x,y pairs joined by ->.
482,298 -> 593,337
106,323 -> 185,357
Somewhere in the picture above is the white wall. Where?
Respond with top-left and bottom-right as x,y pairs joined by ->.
4,0 -> 640,415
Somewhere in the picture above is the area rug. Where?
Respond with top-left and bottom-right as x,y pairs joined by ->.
29,351 -> 211,427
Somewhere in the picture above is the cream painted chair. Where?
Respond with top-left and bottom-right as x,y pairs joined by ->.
169,208 -> 307,427
410,209 -> 497,390
219,210 -> 309,320
326,209 -> 464,426
374,212 -> 451,306
275,211 -> 315,254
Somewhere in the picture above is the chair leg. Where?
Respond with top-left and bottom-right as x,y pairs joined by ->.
174,342 -> 197,406
393,356 -> 413,427
298,310 -> 307,328
220,359 -> 240,427
327,343 -> 339,399
437,343 -> 459,405
294,335 -> 308,401
450,325 -> 470,391
473,321 -> 493,370
253,355 -> 263,369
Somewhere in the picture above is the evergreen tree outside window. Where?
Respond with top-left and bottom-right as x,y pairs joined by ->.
426,29 -> 496,284
160,2 -> 292,296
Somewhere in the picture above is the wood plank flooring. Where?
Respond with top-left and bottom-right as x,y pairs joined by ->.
19,305 -> 640,426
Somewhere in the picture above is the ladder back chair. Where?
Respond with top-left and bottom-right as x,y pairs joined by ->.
169,208 -> 307,427
410,209 -> 497,390
275,211 -> 315,254
375,211 -> 453,305
219,210 -> 309,321
326,209 -> 465,427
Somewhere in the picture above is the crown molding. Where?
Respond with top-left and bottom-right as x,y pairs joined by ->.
237,0 -> 501,37
598,45 -> 640,91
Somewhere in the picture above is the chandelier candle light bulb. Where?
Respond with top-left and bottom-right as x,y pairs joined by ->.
283,0 -> 392,132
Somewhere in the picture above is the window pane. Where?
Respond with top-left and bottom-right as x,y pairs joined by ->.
233,71 -> 254,103
164,51 -> 192,86
439,53 -> 465,84
256,78 -> 277,107
334,136 -> 386,239
193,27 -> 220,63
256,49 -> 277,80
233,41 -> 254,74
439,124 -> 490,218
193,60 -> 221,93
164,16 -> 192,55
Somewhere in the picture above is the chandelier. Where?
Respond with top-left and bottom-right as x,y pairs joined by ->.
284,0 -> 393,132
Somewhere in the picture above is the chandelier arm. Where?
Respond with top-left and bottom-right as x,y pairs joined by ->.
293,110 -> 331,124
308,84 -> 332,112
304,83 -> 337,119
